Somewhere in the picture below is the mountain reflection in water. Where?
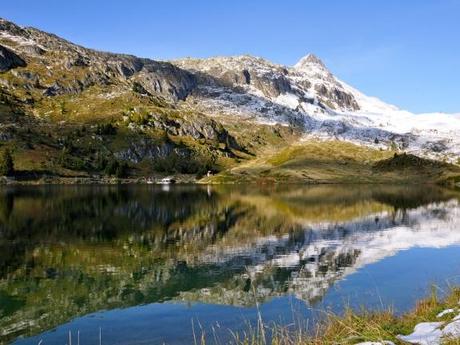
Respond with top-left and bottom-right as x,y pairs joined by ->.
2,185 -> 460,344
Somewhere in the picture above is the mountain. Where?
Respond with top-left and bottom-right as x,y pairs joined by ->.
174,53 -> 460,157
0,17 -> 459,183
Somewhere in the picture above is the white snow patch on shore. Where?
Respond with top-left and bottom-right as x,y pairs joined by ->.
356,340 -> 395,345
397,322 -> 444,345
437,309 -> 456,318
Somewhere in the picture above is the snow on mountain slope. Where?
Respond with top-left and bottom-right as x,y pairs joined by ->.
297,62 -> 460,160
175,54 -> 460,161
1,16 -> 457,162
177,198 -> 460,305
338,79 -> 460,159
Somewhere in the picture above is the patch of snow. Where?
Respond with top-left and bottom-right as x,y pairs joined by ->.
271,253 -> 301,267
400,318 -> 460,345
0,31 -> 46,51
273,93 -> 299,109
337,78 -> 400,114
442,319 -> 460,339
397,322 -> 444,345
437,309 -> 456,318
356,340 -> 395,345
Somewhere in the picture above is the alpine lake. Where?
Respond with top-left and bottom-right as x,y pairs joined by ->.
2,184 -> 460,344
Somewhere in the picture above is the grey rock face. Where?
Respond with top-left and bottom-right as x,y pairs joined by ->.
139,61 -> 196,101
173,55 -> 363,117
11,70 -> 40,89
20,44 -> 45,56
42,83 -> 64,96
0,18 -> 28,37
319,120 -> 350,135
114,140 -> 177,163
423,140 -> 449,153
215,69 -> 292,98
315,84 -> 360,110
216,69 -> 252,87
0,45 -> 26,72
131,112 -> 240,150
251,74 -> 292,98
64,54 -> 91,69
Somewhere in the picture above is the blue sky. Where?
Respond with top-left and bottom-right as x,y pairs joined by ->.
2,0 -> 459,113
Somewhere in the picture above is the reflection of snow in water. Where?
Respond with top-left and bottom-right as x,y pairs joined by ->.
185,199 -> 460,304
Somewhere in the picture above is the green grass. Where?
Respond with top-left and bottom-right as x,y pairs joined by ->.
204,140 -> 460,185
204,287 -> 460,345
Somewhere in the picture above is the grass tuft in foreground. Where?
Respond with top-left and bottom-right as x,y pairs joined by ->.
198,287 -> 460,345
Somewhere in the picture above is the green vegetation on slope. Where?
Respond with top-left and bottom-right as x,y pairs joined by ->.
0,88 -> 248,180
0,70 -> 302,182
204,140 -> 460,184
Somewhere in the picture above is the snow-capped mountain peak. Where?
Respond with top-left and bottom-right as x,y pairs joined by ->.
174,52 -> 460,161
294,53 -> 327,70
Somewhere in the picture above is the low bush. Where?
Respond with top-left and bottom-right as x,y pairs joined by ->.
0,149 -> 14,176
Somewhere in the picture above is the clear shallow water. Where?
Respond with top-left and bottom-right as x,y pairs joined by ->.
2,184 -> 460,344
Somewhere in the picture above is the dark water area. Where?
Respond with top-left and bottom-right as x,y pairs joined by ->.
2,184 -> 460,344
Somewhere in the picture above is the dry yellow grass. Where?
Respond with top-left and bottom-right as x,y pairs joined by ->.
204,140 -> 460,184
211,288 -> 460,345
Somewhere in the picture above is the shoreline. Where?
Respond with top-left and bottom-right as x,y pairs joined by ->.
0,175 -> 199,185
0,176 -> 455,186
233,288 -> 460,345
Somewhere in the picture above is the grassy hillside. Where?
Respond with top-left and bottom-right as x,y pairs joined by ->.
2,86 -> 460,184
203,140 -> 460,184
0,68 -> 300,182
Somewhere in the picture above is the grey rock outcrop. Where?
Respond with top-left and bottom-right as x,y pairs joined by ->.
315,84 -> 360,110
0,18 -> 197,101
0,45 -> 26,72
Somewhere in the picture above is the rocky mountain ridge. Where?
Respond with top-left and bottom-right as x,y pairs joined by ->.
0,17 -> 459,181
0,18 -> 197,101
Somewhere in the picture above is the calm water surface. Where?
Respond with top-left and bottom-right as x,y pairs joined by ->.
2,185 -> 460,344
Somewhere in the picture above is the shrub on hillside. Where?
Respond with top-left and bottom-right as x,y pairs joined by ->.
57,148 -> 86,171
0,149 -> 14,176
132,81 -> 149,95
104,158 -> 128,178
95,123 -> 117,135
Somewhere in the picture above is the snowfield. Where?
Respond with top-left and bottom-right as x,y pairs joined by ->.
176,53 -> 460,161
